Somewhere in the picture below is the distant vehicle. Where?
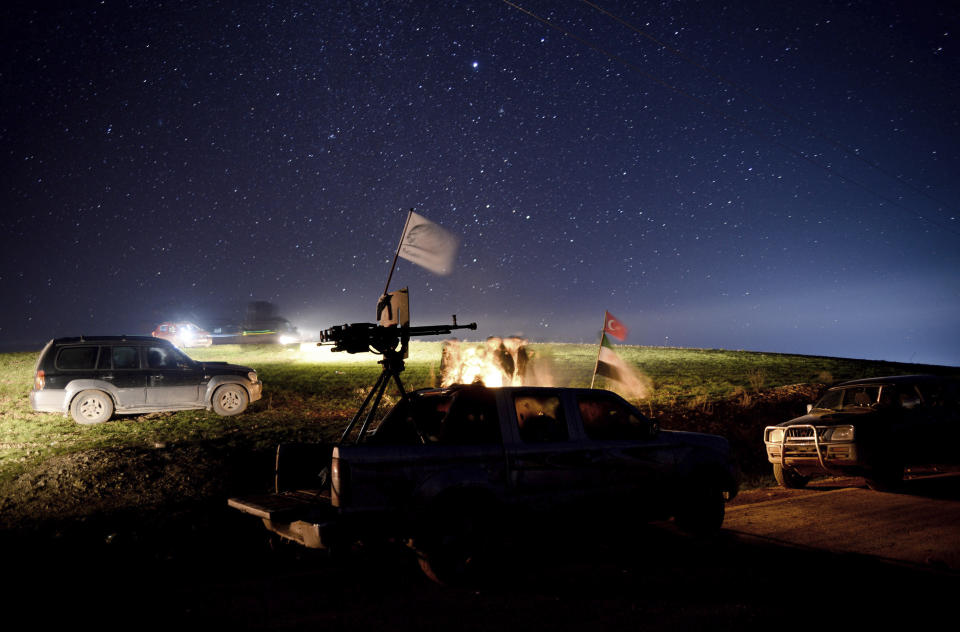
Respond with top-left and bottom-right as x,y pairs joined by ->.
206,318 -> 300,345
230,384 -> 738,584
151,321 -> 213,348
240,317 -> 300,345
235,300 -> 300,345
763,375 -> 960,491
30,336 -> 262,424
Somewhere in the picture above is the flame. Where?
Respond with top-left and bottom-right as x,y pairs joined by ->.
440,336 -> 546,387
455,346 -> 501,386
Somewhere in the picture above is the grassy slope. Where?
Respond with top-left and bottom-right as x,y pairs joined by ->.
1,341 -> 956,497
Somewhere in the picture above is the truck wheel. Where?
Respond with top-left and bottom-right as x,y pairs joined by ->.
773,463 -> 810,489
212,384 -> 249,416
415,500 -> 499,586
673,485 -> 725,536
70,390 -> 114,424
865,462 -> 903,492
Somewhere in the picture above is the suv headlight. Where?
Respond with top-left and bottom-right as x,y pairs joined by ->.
822,425 -> 854,441
248,372 -> 259,383
765,427 -> 784,443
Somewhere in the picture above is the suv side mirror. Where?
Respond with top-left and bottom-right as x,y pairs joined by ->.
806,404 -> 813,413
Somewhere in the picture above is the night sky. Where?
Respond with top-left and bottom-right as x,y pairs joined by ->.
3,1 -> 958,366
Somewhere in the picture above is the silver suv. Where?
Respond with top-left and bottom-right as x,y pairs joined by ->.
30,336 -> 262,424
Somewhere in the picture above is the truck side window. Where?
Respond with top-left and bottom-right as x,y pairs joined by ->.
56,346 -> 99,370
894,385 -> 923,410
577,392 -> 648,440
147,346 -> 178,369
112,346 -> 139,370
515,394 -> 568,443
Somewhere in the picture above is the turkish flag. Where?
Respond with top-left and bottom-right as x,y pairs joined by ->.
603,310 -> 628,341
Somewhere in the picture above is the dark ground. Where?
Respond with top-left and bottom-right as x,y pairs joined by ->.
4,383 -> 956,629
6,486 -> 957,631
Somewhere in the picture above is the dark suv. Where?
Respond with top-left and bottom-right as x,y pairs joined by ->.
30,336 -> 263,424
763,375 -> 960,490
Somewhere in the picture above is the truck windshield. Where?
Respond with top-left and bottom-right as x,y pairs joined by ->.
813,386 -> 881,412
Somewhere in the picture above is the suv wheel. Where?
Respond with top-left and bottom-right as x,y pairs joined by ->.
212,384 -> 249,416
70,390 -> 114,424
773,463 -> 810,489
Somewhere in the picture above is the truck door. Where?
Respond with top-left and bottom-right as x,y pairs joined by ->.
144,344 -> 201,405
900,381 -> 957,464
504,390 -> 599,510
102,345 -> 146,407
572,389 -> 677,510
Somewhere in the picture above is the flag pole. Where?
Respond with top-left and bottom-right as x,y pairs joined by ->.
384,208 -> 414,296
590,312 -> 606,389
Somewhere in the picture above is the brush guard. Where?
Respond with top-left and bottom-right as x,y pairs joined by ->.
770,424 -> 846,475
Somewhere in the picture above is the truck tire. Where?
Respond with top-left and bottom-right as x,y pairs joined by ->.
673,485 -> 725,536
773,463 -> 810,489
865,462 -> 903,492
414,496 -> 501,586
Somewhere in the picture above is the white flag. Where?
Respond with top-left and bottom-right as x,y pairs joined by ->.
398,211 -> 458,275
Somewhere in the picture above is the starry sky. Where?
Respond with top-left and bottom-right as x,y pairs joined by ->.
2,1 -> 958,366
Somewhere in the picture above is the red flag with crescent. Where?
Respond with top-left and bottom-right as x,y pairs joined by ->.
603,311 -> 628,341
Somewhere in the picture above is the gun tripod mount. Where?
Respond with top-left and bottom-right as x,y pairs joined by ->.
319,316 -> 477,444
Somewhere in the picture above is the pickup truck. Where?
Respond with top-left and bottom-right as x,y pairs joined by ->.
229,383 -> 738,584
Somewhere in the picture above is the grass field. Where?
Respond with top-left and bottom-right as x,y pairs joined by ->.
1,340 -> 956,489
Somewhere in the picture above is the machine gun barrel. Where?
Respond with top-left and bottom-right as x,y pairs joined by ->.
319,316 -> 476,355
406,320 -> 477,338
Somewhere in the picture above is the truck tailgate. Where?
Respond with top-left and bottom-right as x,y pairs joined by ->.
228,490 -> 328,521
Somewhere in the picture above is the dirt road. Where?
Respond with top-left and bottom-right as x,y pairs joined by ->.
8,475 -> 958,630
725,472 -> 960,571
